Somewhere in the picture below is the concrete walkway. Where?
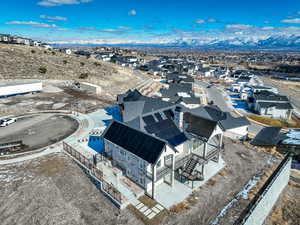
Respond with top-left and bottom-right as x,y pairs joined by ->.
0,143 -> 61,165
133,200 -> 165,220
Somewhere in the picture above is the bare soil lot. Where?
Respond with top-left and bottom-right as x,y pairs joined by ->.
0,80 -> 116,116
0,138 -> 277,225
0,113 -> 78,151
0,154 -> 142,225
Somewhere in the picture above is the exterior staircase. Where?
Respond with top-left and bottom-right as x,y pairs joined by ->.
182,157 -> 198,176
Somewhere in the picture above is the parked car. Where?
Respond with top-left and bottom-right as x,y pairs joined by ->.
0,118 -> 16,127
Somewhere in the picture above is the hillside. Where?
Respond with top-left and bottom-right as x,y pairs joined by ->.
0,44 -> 144,98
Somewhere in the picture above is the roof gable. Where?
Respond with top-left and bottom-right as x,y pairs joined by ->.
184,112 -> 218,140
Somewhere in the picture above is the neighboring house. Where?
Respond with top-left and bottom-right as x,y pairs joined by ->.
0,34 -> 11,43
248,91 -> 293,120
219,115 -> 250,140
248,85 -> 278,94
180,97 -> 201,109
251,127 -> 300,155
64,48 -> 72,55
189,105 -> 250,140
59,48 -> 72,55
165,73 -> 194,84
96,52 -> 115,62
31,40 -> 41,47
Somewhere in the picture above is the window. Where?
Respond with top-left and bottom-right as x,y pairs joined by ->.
139,161 -> 145,169
140,178 -> 144,184
157,160 -> 161,168
120,150 -> 126,156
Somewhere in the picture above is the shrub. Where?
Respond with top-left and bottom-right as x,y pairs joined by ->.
52,51 -> 56,55
86,55 -> 91,59
94,62 -> 101,66
44,50 -> 47,54
39,67 -> 47,74
79,73 -> 88,79
31,50 -> 36,54
80,62 -> 85,66
63,60 -> 68,64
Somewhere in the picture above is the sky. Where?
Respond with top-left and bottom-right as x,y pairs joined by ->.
1,0 -> 300,44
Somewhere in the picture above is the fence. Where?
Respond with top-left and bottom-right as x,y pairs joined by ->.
63,142 -> 125,206
234,154 -> 291,225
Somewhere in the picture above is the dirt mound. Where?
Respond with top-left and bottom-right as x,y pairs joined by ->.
0,44 -> 143,96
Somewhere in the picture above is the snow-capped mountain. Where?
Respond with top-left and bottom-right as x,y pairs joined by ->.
167,35 -> 300,49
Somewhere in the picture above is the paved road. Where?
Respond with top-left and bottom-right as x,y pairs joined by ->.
195,80 -> 263,135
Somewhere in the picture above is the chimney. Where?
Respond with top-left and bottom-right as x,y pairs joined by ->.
175,106 -> 184,131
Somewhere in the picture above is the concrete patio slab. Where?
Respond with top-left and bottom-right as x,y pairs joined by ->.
153,157 -> 225,209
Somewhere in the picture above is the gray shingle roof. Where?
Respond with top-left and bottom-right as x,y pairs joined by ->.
250,127 -> 282,146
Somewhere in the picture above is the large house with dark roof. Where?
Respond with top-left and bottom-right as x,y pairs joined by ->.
103,117 -> 223,198
102,90 -> 226,199
248,91 -> 293,120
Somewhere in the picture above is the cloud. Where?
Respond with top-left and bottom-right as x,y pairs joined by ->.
79,26 -> 132,33
281,18 -> 300,24
128,9 -> 137,16
207,18 -> 217,23
37,0 -> 93,7
79,27 -> 96,30
39,15 -> 68,21
117,26 -> 132,30
226,24 -> 253,29
98,29 -> 118,33
261,26 -> 274,30
195,19 -> 205,24
6,21 -> 57,28
194,18 -> 217,24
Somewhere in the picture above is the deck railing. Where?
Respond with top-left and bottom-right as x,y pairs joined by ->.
63,142 -> 126,205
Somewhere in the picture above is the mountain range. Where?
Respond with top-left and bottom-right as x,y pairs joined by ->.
155,35 -> 300,50
53,35 -> 300,50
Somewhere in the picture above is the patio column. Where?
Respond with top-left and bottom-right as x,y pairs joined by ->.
171,154 -> 175,187
201,164 -> 205,179
219,134 -> 223,150
203,142 -> 207,159
152,164 -> 156,199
